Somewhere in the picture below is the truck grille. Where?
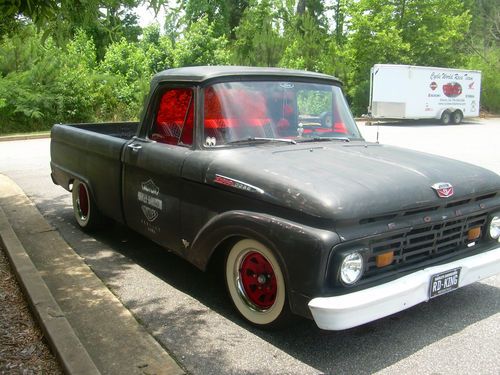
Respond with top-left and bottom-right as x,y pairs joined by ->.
365,212 -> 488,276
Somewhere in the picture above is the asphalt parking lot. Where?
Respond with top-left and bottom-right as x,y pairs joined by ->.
0,117 -> 499,374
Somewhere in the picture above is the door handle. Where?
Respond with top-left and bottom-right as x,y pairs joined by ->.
127,143 -> 142,152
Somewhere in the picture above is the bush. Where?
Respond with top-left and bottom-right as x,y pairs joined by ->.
467,49 -> 500,113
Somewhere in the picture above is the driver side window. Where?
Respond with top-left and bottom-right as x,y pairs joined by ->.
151,88 -> 194,146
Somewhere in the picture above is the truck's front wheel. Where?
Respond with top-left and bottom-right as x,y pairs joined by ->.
72,180 -> 103,231
225,239 -> 293,328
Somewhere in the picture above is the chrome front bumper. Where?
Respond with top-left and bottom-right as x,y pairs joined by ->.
308,245 -> 500,330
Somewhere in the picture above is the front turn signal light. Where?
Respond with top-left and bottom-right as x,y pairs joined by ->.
376,251 -> 394,268
468,227 -> 481,241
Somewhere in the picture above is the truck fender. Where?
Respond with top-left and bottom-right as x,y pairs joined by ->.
186,210 -> 340,299
51,162 -> 97,200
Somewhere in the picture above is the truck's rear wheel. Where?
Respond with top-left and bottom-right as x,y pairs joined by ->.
225,239 -> 293,328
440,110 -> 451,125
72,180 -> 103,231
452,110 -> 463,125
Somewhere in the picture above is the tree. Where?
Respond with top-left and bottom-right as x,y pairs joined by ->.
464,0 -> 500,113
140,25 -> 174,73
344,0 -> 410,114
1,0 -> 150,59
233,0 -> 284,66
398,0 -> 471,67
279,14 -> 331,72
180,0 -> 249,39
172,16 -> 230,67
344,0 -> 472,115
98,36 -> 152,119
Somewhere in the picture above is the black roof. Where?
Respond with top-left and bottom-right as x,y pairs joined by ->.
152,66 -> 341,85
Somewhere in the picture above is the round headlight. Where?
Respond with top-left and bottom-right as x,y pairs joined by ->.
489,215 -> 500,241
340,252 -> 364,285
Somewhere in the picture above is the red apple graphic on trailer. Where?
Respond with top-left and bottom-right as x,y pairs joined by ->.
442,82 -> 462,97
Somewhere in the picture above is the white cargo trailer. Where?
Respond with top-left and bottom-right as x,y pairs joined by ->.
368,64 -> 481,124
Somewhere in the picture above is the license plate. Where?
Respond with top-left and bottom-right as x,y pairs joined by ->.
429,267 -> 461,299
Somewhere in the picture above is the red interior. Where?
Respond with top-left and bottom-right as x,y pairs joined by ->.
153,88 -> 194,145
204,87 -> 270,137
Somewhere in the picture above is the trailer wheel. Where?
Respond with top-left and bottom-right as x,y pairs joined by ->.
452,110 -> 463,125
440,110 -> 451,125
225,239 -> 293,328
72,180 -> 103,231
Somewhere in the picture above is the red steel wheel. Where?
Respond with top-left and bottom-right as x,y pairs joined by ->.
225,239 -> 289,327
239,251 -> 278,309
77,183 -> 89,219
72,179 -> 103,231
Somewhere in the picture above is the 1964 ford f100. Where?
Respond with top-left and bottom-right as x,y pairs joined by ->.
50,66 -> 500,330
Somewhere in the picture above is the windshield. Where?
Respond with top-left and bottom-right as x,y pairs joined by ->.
203,81 -> 361,147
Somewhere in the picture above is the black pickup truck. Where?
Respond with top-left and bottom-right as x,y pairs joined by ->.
50,66 -> 500,330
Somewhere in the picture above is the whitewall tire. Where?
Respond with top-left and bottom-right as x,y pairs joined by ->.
225,239 -> 290,327
72,179 -> 102,231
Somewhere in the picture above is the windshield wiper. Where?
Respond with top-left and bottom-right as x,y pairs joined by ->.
226,137 -> 297,145
297,136 -> 350,143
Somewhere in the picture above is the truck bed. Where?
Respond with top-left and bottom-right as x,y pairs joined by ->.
50,122 -> 140,224
69,122 -> 139,140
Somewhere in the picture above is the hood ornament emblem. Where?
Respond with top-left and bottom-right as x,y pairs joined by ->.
431,182 -> 454,198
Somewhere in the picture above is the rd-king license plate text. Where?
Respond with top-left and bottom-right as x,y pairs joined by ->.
429,267 -> 461,298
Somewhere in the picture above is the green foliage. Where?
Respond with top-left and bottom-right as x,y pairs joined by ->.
0,26 -> 59,133
0,27 -> 150,134
467,48 -> 500,113
345,0 -> 473,115
399,0 -> 471,67
180,0 -> 249,38
98,37 -> 155,120
233,0 -> 284,66
0,0 -> 499,135
297,90 -> 331,116
54,30 -> 99,123
279,14 -> 331,72
140,25 -> 175,73
172,16 -> 230,67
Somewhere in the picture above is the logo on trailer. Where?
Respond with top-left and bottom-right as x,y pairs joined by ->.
468,81 -> 475,90
431,182 -> 454,198
442,82 -> 462,98
430,81 -> 437,91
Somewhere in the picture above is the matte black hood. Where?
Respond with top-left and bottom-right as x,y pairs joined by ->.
203,142 -> 500,220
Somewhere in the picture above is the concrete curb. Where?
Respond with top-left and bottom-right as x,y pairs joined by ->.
0,205 -> 100,375
0,174 -> 185,375
0,133 -> 50,142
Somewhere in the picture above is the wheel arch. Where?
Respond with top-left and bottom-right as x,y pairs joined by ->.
51,162 -> 97,199
189,212 -> 290,276
70,175 -> 99,204
186,210 -> 341,317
